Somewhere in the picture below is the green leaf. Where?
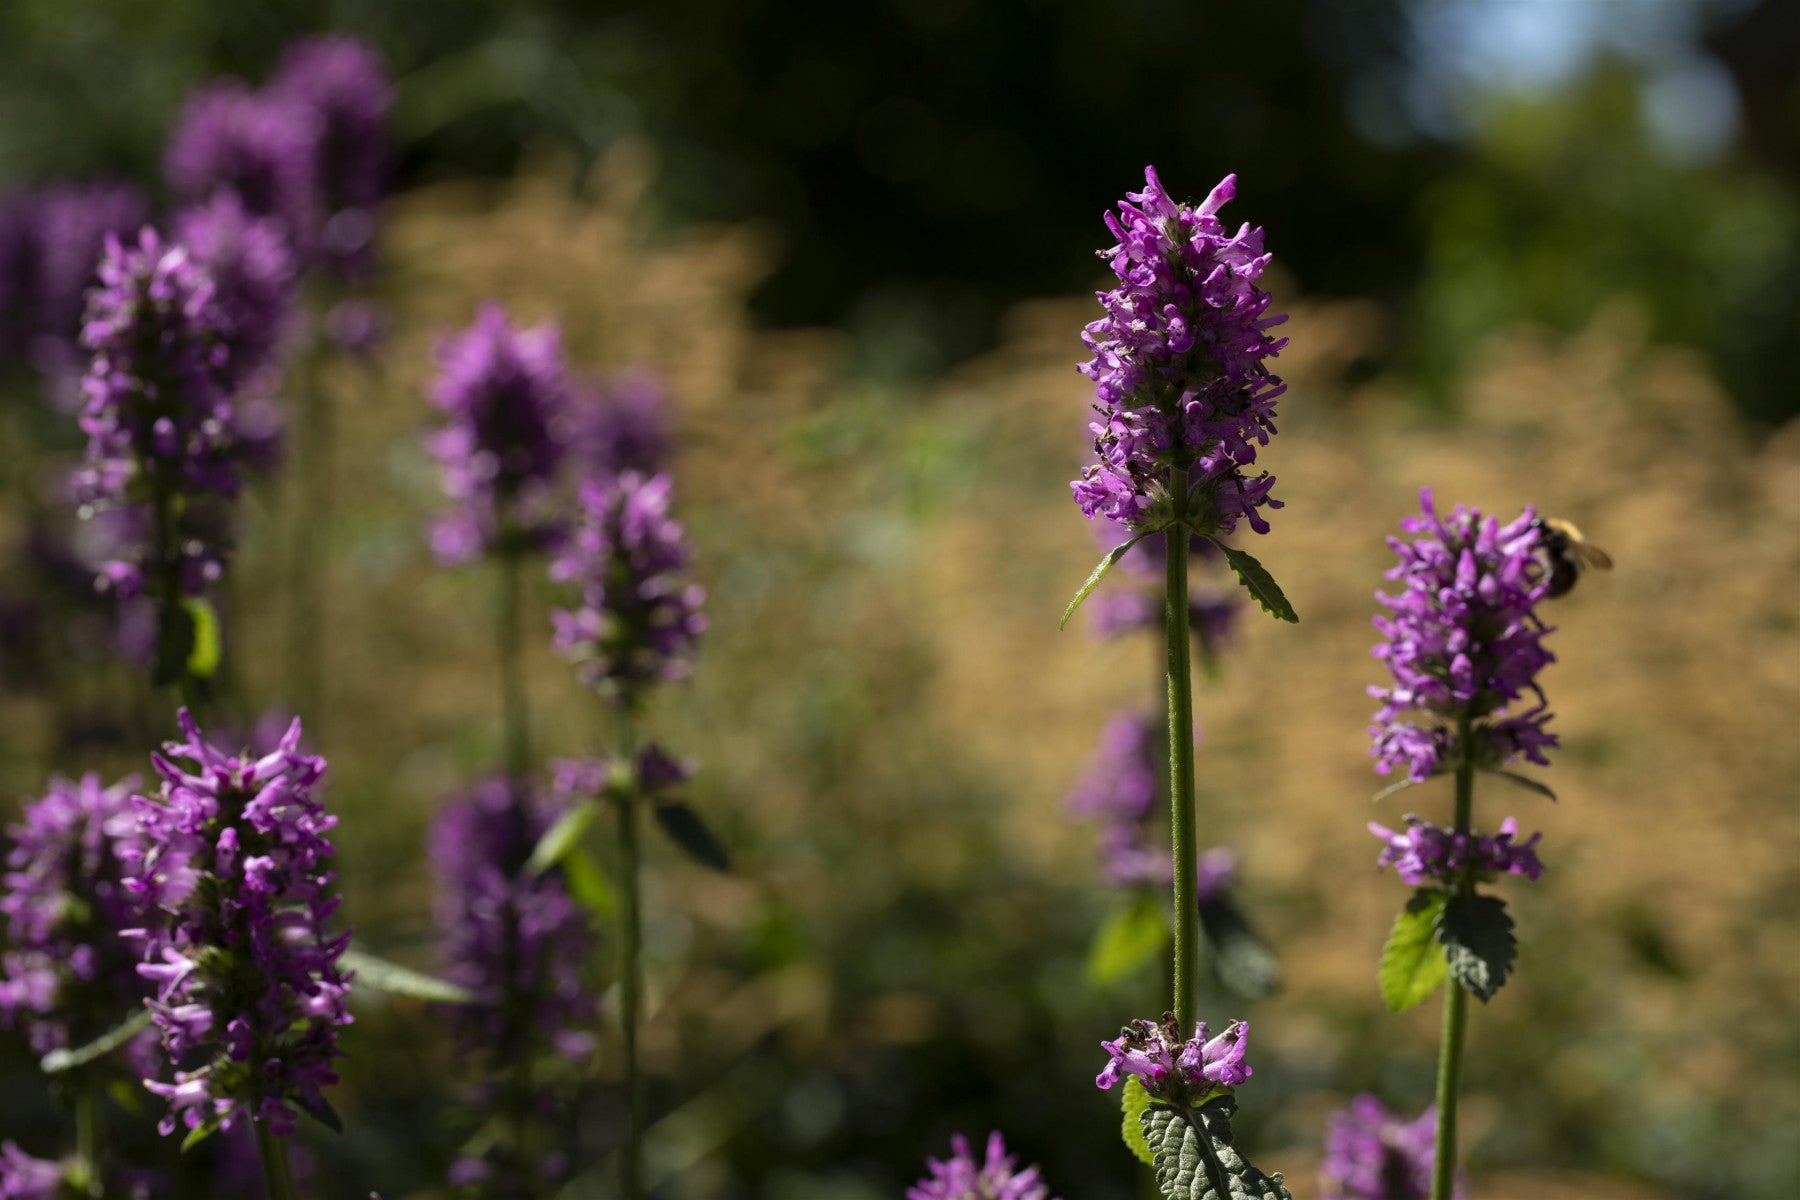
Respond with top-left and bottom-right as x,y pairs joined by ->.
653,802 -> 730,871
1206,541 -> 1298,624
1061,531 -> 1156,630
1379,889 -> 1449,1012
526,797 -> 599,876
1141,1096 -> 1293,1200
1121,1076 -> 1157,1166
180,1122 -> 217,1153
40,1009 -> 153,1074
1371,777 -> 1423,803
152,602 -> 196,687
182,596 -> 221,679
340,947 -> 477,1005
1086,891 -> 1168,987
296,1094 -> 344,1134
1198,895 -> 1281,1001
1484,769 -> 1557,802
561,845 -> 616,918
1436,891 -> 1516,1002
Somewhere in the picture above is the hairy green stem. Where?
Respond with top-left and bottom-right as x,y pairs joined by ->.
615,703 -> 644,1200
1432,714 -> 1476,1200
254,1123 -> 300,1200
73,1071 -> 103,1197
497,550 -> 531,786
1165,466 -> 1199,1032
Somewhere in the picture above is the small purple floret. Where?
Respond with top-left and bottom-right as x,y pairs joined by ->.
907,1131 -> 1059,1200
1096,1012 -> 1253,1102
1368,815 -> 1544,887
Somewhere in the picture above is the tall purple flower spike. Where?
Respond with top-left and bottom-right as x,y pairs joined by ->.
164,81 -> 320,254
1319,1093 -> 1463,1200
125,710 -> 351,1138
1096,1012 -> 1252,1103
907,1131 -> 1060,1200
1074,168 -> 1288,534
1368,815 -> 1543,887
174,193 -> 299,391
1368,488 -> 1558,784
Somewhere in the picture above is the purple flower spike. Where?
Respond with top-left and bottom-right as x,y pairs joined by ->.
907,1131 -> 1059,1200
571,367 -> 673,479
1073,168 -> 1288,534
165,81 -> 319,252
1096,1012 -> 1253,1104
0,774 -> 156,1073
425,303 -> 573,564
0,181 -> 151,362
1368,489 -> 1558,782
126,709 -> 350,1138
549,470 -> 706,702
174,193 -> 299,390
267,35 -> 393,278
1320,1093 -> 1462,1200
1368,815 -> 1544,887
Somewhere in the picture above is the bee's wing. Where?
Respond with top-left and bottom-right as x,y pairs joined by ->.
1574,542 -> 1613,570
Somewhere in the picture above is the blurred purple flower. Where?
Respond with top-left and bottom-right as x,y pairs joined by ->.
1320,1093 -> 1460,1200
907,1131 -> 1059,1200
1096,1012 -> 1252,1102
0,774 -> 156,1073
27,183 -> 153,358
549,470 -> 706,702
424,303 -> 573,564
1368,815 -> 1543,887
126,710 -> 350,1138
0,1143 -> 61,1200
1067,711 -> 1167,888
1369,489 -> 1558,783
570,367 -> 673,479
324,298 -> 390,355
1073,168 -> 1287,534
174,193 -> 299,389
164,81 -> 320,254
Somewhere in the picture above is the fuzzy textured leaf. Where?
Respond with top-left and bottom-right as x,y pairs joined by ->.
1436,890 -> 1516,1001
1207,541 -> 1298,624
1061,531 -> 1156,629
1380,889 -> 1449,1011
1141,1098 -> 1293,1200
1088,891 -> 1168,987
1121,1076 -> 1157,1166
654,802 -> 730,871
341,948 -> 477,1005
40,1008 -> 153,1074
1198,895 -> 1281,1000
526,797 -> 599,876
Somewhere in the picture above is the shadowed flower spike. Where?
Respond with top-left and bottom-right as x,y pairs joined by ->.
1320,1094 -> 1462,1200
1368,489 -> 1558,783
0,181 -> 151,363
425,303 -> 573,564
1369,815 -> 1543,886
1096,1012 -> 1252,1102
267,35 -> 393,277
165,81 -> 319,251
0,774 -> 156,1073
125,709 -> 350,1138
549,470 -> 706,701
571,367 -> 673,479
1074,167 -> 1288,534
907,1132 -> 1059,1200
175,193 -> 299,390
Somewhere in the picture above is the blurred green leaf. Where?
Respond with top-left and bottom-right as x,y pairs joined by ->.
1198,895 -> 1281,1001
1087,890 -> 1167,987
1380,888 -> 1448,1012
1121,1076 -> 1157,1167
341,948 -> 477,1005
1062,531 -> 1155,630
40,1009 -> 152,1074
561,845 -> 616,918
654,802 -> 730,872
1436,890 -> 1516,1002
182,596 -> 221,679
1485,769 -> 1557,802
1142,1096 -> 1293,1199
527,798 -> 599,876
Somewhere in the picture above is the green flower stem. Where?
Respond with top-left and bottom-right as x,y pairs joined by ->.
254,1123 -> 300,1200
73,1070 -> 103,1198
1165,465 -> 1200,1033
614,703 -> 645,1200
497,548 -> 531,786
286,353 -> 332,734
1432,713 -> 1477,1200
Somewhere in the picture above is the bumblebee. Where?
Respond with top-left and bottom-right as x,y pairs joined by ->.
1531,517 -> 1613,598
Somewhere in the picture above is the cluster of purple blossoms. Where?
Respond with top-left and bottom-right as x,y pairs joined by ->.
1369,489 -> 1558,784
1067,712 -> 1235,902
0,1142 -> 63,1200
425,304 -> 574,564
1319,1094 -> 1459,1200
0,774 -> 157,1074
1369,815 -> 1544,887
124,710 -> 351,1138
0,181 -> 150,372
1074,168 -> 1288,535
549,470 -> 707,701
173,193 -> 299,392
572,367 -> 674,479
1095,1012 -> 1252,1103
908,1132 -> 1059,1200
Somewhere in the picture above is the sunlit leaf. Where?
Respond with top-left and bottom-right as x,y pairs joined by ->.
1142,1096 -> 1293,1199
1086,891 -> 1167,987
1379,889 -> 1448,1012
1062,531 -> 1156,630
526,798 -> 599,876
1204,540 -> 1297,624
1121,1076 -> 1157,1166
182,596 -> 221,679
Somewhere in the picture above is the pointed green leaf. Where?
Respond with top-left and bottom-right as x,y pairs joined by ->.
526,797 -> 599,876
1205,541 -> 1298,623
40,1008 -> 153,1074
1379,889 -> 1448,1012
1141,1097 -> 1293,1200
1061,531 -> 1156,629
1484,769 -> 1557,802
340,948 -> 477,1005
1436,890 -> 1516,1002
296,1094 -> 344,1134
561,845 -> 616,918
653,802 -> 730,871
180,1122 -> 217,1153
1371,777 -> 1423,804
182,596 -> 221,679
1121,1076 -> 1158,1166
1086,890 -> 1168,987
1198,895 -> 1281,1001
